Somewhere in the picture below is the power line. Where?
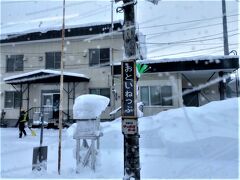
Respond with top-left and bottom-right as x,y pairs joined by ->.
1,4 -> 111,29
139,13 -> 239,29
144,19 -> 239,37
141,33 -> 238,45
150,29 -> 238,43
148,43 -> 238,58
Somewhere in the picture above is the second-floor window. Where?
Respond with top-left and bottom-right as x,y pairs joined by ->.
45,52 -> 61,69
89,48 -> 110,66
4,91 -> 21,108
6,55 -> 24,72
89,88 -> 111,105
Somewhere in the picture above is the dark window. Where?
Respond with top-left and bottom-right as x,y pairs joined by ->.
6,55 -> 23,72
45,52 -> 61,69
89,49 -> 100,66
150,86 -> 162,106
89,48 -> 110,66
89,88 -> 110,105
140,86 -> 173,106
140,86 -> 149,106
4,91 -> 21,108
161,86 -> 173,106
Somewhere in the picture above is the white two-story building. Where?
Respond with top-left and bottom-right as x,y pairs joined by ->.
0,22 -> 239,127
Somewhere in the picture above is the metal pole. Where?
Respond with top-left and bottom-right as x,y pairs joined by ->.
67,82 -> 70,122
122,0 -> 140,179
110,0 -> 116,117
27,83 -> 30,111
58,0 -> 65,175
236,71 -> 239,97
19,84 -> 23,115
40,113 -> 44,146
219,0 -> 229,100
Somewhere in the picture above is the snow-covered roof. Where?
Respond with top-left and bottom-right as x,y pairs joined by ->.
112,55 -> 239,75
4,69 -> 89,84
1,21 -> 123,39
0,21 -> 123,43
137,55 -> 239,64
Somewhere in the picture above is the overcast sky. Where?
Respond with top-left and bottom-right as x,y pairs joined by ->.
0,0 -> 239,59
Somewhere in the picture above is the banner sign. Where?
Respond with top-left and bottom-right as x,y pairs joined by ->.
121,60 -> 137,118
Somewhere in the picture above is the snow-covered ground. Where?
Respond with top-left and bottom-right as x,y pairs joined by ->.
0,98 -> 239,179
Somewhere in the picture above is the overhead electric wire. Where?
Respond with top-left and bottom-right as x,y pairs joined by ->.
141,33 -> 238,46
146,29 -> 238,43
148,43 -> 238,58
1,4 -> 111,29
139,13 -> 239,29
144,19 -> 239,37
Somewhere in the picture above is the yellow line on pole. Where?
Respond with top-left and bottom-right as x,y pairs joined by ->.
58,0 -> 65,175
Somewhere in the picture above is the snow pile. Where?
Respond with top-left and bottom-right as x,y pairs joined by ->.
139,97 -> 239,143
73,94 -> 110,119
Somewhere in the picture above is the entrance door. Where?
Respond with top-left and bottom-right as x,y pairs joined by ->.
53,94 -> 60,119
42,93 -> 60,119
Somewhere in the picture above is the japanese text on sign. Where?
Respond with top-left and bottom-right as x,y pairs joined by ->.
122,119 -> 137,135
121,60 -> 136,118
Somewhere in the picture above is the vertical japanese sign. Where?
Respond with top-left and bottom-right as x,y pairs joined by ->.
121,60 -> 137,119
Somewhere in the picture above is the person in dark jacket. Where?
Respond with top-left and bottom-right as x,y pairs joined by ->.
16,110 -> 29,138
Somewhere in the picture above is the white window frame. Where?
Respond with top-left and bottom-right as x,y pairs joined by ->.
4,91 -> 21,109
89,48 -> 110,66
140,85 -> 173,107
6,55 -> 24,72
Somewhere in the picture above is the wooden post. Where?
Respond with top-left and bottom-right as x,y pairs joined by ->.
58,0 -> 65,175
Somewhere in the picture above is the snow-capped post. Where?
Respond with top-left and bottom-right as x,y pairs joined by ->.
115,0 -> 140,179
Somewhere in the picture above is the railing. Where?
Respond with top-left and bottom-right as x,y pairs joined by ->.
0,109 -> 7,127
27,107 -> 72,127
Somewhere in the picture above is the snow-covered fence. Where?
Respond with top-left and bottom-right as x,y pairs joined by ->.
72,94 -> 109,172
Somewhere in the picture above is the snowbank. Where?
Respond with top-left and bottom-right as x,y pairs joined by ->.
139,97 -> 239,143
73,94 -> 110,119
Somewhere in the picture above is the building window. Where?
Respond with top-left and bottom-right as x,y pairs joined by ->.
89,88 -> 111,105
6,55 -> 24,72
45,52 -> 61,69
4,91 -> 21,108
140,86 -> 173,106
89,48 -> 110,66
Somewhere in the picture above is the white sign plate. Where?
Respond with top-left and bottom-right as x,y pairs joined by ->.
122,119 -> 137,135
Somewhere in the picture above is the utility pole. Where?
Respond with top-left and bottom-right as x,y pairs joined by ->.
222,0 -> 229,55
115,0 -> 141,179
219,0 -> 229,100
58,0 -> 65,175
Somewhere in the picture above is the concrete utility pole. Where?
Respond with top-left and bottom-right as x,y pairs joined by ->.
222,0 -> 229,55
219,0 -> 229,100
115,0 -> 141,179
